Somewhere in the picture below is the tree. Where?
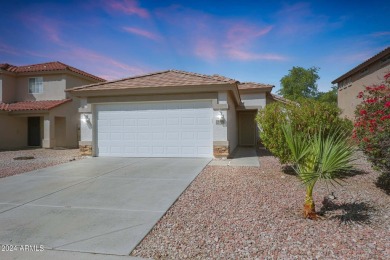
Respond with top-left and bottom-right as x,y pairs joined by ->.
278,66 -> 320,101
282,124 -> 355,219
316,85 -> 338,105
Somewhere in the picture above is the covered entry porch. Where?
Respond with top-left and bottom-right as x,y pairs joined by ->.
237,109 -> 259,147
0,99 -> 76,149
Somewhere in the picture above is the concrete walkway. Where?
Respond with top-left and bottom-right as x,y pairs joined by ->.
0,157 -> 210,258
208,147 -> 259,167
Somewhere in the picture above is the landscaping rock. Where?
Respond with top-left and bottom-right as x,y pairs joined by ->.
0,148 -> 83,178
132,149 -> 390,259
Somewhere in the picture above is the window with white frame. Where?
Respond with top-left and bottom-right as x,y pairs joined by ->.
28,77 -> 43,94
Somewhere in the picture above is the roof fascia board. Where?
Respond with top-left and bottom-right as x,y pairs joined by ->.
238,87 -> 273,93
332,48 -> 390,84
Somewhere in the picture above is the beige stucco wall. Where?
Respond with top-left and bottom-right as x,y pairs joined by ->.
0,72 -> 100,149
65,75 -> 97,99
227,93 -> 238,153
0,74 -> 17,103
0,114 -> 27,149
338,60 -> 390,120
48,101 -> 80,148
239,91 -> 266,108
16,74 -> 67,101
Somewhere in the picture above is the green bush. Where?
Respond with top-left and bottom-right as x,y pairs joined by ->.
256,99 -> 353,164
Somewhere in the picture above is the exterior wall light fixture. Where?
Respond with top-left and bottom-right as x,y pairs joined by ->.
216,111 -> 225,125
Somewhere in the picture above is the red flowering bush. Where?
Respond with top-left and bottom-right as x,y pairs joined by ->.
354,74 -> 390,192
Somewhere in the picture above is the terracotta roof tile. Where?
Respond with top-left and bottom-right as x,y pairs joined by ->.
68,70 -> 238,92
332,46 -> 390,84
0,62 -> 105,82
0,99 -> 71,112
270,93 -> 292,103
238,82 -> 274,90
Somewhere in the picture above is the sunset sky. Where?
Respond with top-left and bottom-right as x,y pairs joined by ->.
1,0 -> 389,92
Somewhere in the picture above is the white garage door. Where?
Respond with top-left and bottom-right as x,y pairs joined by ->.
95,101 -> 213,157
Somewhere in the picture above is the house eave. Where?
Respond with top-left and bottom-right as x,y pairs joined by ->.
68,83 -> 242,105
331,47 -> 390,84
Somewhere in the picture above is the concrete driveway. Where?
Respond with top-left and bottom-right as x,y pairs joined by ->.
0,157 -> 210,257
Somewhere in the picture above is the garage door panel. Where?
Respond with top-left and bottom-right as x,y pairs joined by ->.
152,132 -> 164,140
167,117 -> 179,125
123,133 -> 136,140
197,118 -> 210,125
96,101 -> 212,157
124,119 -> 136,126
151,118 -> 165,126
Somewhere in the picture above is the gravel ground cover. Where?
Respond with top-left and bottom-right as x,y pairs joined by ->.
0,148 -> 83,178
132,149 -> 390,259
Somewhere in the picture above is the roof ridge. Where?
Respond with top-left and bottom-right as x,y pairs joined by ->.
17,61 -> 65,69
241,81 -> 273,85
58,62 -> 105,82
66,69 -> 239,92
67,70 -> 173,91
171,69 -> 237,83
2,61 -> 105,82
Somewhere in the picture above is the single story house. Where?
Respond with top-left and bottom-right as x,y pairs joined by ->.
67,70 -> 277,158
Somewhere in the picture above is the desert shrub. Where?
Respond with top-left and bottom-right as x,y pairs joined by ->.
256,99 -> 353,164
353,73 -> 390,187
282,124 -> 355,219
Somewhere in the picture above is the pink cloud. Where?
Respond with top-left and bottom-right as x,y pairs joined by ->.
0,42 -> 21,56
194,38 -> 217,61
223,24 -> 284,62
104,0 -> 149,18
156,5 -> 284,63
227,49 -> 287,61
123,27 -> 161,41
65,46 -> 146,79
18,13 -> 64,46
275,2 -> 332,36
41,23 -> 62,44
226,25 -> 273,46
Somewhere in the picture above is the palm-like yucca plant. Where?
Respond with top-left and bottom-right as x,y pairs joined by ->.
282,124 -> 356,219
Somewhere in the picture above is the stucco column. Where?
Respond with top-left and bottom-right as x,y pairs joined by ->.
42,114 -> 55,148
212,92 -> 230,158
78,102 -> 93,156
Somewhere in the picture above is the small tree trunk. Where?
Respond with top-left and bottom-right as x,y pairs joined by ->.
303,184 -> 317,220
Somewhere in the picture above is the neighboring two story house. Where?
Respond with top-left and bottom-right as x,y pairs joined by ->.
0,62 -> 105,149
332,47 -> 390,120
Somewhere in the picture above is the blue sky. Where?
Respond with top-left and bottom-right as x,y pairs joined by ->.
1,0 -> 389,92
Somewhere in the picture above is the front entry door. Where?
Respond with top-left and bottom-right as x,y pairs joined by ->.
28,117 -> 41,146
239,111 -> 256,146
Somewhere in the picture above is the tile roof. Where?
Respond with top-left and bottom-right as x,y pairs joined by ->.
0,99 -> 71,112
238,82 -> 274,90
270,93 -> 293,104
68,70 -> 238,92
0,61 -> 105,82
332,46 -> 390,84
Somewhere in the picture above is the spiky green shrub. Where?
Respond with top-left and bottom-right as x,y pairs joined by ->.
256,99 -> 353,164
282,124 -> 356,219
